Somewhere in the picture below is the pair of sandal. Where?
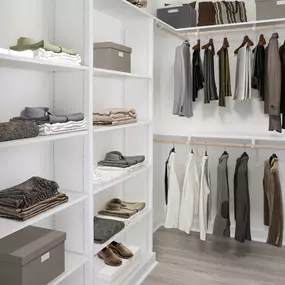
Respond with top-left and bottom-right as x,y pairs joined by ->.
98,241 -> 133,267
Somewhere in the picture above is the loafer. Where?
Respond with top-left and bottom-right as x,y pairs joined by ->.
98,247 -> 122,267
109,243 -> 134,259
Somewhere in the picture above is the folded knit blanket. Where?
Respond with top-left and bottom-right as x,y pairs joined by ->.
93,108 -> 136,116
0,177 -> 59,209
0,121 -> 39,142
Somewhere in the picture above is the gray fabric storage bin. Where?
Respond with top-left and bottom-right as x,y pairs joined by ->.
93,42 -> 132,73
0,226 -> 66,285
157,5 -> 197,29
256,0 -> 285,20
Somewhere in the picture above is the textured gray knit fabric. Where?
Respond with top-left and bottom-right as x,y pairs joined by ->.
0,121 -> 39,142
0,177 -> 59,209
94,216 -> 125,244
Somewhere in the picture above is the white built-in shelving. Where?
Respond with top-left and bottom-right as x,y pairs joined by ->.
0,0 -> 156,284
93,208 -> 151,255
94,68 -> 151,79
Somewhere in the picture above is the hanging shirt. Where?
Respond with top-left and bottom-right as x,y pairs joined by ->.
192,49 -> 204,102
178,152 -> 199,234
164,151 -> 181,229
234,45 -> 252,100
213,152 -> 230,238
199,155 -> 211,241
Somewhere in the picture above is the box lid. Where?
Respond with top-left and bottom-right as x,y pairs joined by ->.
93,42 -> 132,53
0,226 -> 66,266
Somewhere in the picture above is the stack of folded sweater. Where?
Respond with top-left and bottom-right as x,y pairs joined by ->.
11,107 -> 87,136
0,177 -> 68,221
93,151 -> 146,184
0,37 -> 81,65
93,108 -> 137,126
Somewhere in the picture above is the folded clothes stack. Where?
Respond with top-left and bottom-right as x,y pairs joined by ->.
0,177 -> 68,221
0,37 -> 81,65
98,151 -> 145,168
0,121 -> 39,142
93,108 -> 137,126
11,107 -> 87,136
98,198 -> 146,219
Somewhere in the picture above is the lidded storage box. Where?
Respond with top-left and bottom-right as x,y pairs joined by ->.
93,42 -> 132,73
0,226 -> 66,285
157,5 -> 197,29
256,0 -> 285,20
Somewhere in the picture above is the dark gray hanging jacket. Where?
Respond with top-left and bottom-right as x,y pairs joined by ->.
213,152 -> 230,238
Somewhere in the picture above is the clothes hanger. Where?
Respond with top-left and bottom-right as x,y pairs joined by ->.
204,141 -> 208,156
202,38 -> 215,55
270,146 -> 278,165
234,35 -> 254,55
183,39 -> 190,47
222,37 -> 229,49
259,34 -> 266,46
192,39 -> 201,51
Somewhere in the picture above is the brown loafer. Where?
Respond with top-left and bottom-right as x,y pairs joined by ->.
109,242 -> 134,259
98,247 -> 122,267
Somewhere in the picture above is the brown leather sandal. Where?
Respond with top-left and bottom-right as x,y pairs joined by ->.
109,242 -> 134,259
98,247 -> 122,267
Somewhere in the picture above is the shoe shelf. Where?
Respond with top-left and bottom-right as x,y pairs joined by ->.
94,68 -> 151,79
0,54 -> 89,72
0,131 -> 88,150
93,208 -> 151,256
93,165 -> 151,195
94,245 -> 141,285
49,251 -> 89,285
0,190 -> 88,239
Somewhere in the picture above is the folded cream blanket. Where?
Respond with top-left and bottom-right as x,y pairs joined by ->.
93,108 -> 136,116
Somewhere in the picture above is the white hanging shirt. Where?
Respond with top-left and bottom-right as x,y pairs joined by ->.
199,155 -> 211,241
164,151 -> 181,229
178,152 -> 199,234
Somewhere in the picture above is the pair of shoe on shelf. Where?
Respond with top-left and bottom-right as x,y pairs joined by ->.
98,241 -> 133,267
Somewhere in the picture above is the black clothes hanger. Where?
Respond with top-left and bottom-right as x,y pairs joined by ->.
184,39 -> 190,47
222,37 -> 230,49
253,34 -> 266,53
202,38 -> 215,55
270,153 -> 278,165
234,35 -> 254,55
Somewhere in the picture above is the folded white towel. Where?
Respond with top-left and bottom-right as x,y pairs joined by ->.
9,49 -> 34,58
34,48 -> 81,65
39,119 -> 87,136
0,48 -> 9,55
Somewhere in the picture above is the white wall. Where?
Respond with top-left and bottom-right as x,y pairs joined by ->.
152,17 -> 285,244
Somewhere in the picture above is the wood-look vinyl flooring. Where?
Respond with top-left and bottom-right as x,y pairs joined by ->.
142,227 -> 285,285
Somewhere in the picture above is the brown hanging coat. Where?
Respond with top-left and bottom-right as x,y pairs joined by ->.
263,157 -> 284,247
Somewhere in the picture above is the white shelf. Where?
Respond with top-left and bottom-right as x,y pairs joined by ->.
176,17 -> 285,33
94,208 -> 151,255
0,130 -> 88,149
94,0 -> 152,20
94,68 -> 150,79
0,190 -> 88,239
94,121 -> 151,133
0,54 -> 89,72
49,251 -> 89,285
94,246 -> 141,285
93,165 -> 150,194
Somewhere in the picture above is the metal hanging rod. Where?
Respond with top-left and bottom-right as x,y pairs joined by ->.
156,21 -> 285,38
154,138 -> 285,151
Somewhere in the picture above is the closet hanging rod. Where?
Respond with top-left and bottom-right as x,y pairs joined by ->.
154,138 -> 285,151
156,22 -> 285,38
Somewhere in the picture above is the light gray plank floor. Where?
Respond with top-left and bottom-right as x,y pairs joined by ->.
142,227 -> 285,285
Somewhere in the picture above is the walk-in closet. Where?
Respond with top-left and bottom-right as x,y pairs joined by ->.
1,0 -> 285,284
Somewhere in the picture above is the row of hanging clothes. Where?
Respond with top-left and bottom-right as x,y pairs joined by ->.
173,33 -> 285,133
164,144 -> 284,247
